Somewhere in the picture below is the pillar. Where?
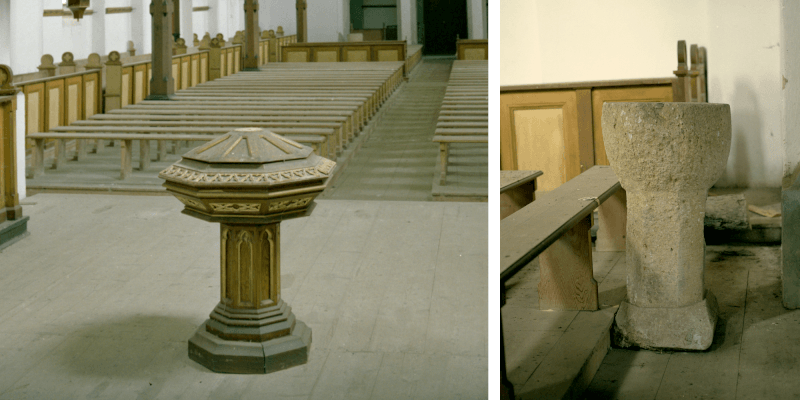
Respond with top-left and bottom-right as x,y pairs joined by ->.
243,0 -> 259,70
172,0 -> 181,41
296,0 -> 307,43
148,0 -> 176,100
602,102 -> 731,351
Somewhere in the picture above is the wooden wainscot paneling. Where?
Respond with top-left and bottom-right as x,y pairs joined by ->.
121,66 -> 133,107
199,52 -> 208,83
372,44 -> 404,62
191,54 -> 200,87
500,90 -> 581,193
233,47 -> 241,72
180,55 -> 191,90
171,58 -> 180,91
23,83 -> 45,148
343,46 -> 369,62
456,39 -> 488,60
284,47 -> 310,63
44,79 -> 65,131
82,72 -> 101,118
64,75 -> 83,125
133,63 -> 148,104
226,48 -> 235,75
314,48 -> 339,62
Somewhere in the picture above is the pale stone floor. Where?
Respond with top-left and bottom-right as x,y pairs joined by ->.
506,244 -> 799,400
0,193 -> 487,399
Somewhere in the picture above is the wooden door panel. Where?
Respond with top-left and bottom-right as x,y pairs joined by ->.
500,90 -> 580,192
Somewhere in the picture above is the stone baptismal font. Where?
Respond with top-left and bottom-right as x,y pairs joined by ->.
602,102 -> 731,350
160,128 -> 336,373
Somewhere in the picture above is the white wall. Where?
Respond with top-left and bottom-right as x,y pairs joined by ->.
9,0 -> 44,75
466,0 -> 485,40
105,0 -> 132,53
501,0 -> 784,188
782,0 -> 800,188
0,1 -> 10,67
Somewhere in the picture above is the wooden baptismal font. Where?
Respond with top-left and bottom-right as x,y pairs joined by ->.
159,128 -> 336,373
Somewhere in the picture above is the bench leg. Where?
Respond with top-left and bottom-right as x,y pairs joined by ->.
140,139 -> 151,170
120,139 -> 133,180
54,139 -> 66,169
157,140 -> 167,161
538,215 -> 598,311
76,139 -> 87,161
29,138 -> 45,178
596,188 -> 627,252
439,142 -> 449,186
91,139 -> 100,153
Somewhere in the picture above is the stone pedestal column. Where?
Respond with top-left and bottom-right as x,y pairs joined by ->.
602,102 -> 731,351
296,0 -> 307,42
148,0 -> 175,100
243,0 -> 260,71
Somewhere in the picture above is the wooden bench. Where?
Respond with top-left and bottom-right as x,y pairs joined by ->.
499,166 -> 626,399
432,135 -> 487,185
500,170 -> 543,220
27,132 -> 325,180
50,125 -> 338,160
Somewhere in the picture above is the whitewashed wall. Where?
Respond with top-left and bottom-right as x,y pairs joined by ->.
501,0 -> 785,188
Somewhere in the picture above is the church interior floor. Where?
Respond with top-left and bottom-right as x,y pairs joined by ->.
505,243 -> 794,400
321,58 -> 487,202
0,193 -> 487,399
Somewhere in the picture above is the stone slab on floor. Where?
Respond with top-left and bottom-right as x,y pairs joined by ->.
503,250 -> 625,400
0,193 -> 487,399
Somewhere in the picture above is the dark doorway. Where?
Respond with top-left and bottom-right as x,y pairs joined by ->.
422,0 -> 468,55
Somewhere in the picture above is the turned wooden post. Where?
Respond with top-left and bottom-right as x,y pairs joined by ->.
243,0 -> 260,71
148,0 -> 176,100
0,65 -> 24,223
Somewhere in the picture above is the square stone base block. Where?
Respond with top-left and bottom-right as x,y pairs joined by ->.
613,292 -> 719,351
188,319 -> 311,374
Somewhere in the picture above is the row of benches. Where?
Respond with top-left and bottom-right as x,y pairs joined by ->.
27,62 -> 407,180
500,166 -> 627,399
433,60 -> 488,185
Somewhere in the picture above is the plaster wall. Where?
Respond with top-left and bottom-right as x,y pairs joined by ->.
781,0 -> 800,188
180,0 -> 194,43
105,0 -> 132,54
0,1 -> 10,66
262,0 -> 295,35
9,0 -> 44,75
193,0 -> 210,37
501,0 -> 783,188
307,0 -> 348,42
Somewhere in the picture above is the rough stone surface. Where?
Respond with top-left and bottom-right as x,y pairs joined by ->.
613,292 -> 719,351
783,175 -> 800,308
602,102 -> 731,350
705,193 -> 750,231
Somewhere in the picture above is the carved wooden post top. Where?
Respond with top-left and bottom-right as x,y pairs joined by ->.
85,53 -> 103,69
0,65 -> 19,96
210,38 -> 221,48
276,26 -> 284,37
59,52 -> 76,67
296,0 -> 306,10
216,33 -> 225,45
106,50 -> 122,66
38,54 -> 57,71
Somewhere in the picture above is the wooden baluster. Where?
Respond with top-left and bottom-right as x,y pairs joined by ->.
690,44 -> 700,102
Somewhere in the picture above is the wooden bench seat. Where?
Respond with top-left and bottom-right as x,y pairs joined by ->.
27,132 -> 326,180
432,134 -> 488,185
436,121 -> 488,129
500,170 -> 543,220
50,125 -> 339,159
434,127 -> 488,136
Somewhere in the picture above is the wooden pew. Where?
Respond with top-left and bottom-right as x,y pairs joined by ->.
433,60 -> 488,186
500,166 -> 626,400
27,132 -> 325,180
500,170 -> 542,220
